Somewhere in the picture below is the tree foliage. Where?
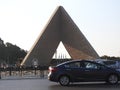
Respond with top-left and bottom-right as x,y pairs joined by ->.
0,38 -> 27,65
100,55 -> 120,60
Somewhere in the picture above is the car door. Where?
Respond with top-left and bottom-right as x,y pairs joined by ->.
64,61 -> 85,81
82,61 -> 107,81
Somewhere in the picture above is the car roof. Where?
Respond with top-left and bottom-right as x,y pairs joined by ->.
56,59 -> 95,66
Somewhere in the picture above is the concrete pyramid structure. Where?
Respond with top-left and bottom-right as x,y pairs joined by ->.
21,6 -> 99,66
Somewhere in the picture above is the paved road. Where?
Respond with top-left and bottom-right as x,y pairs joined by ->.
0,79 -> 120,90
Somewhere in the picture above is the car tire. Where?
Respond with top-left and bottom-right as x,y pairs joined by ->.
59,75 -> 70,86
107,74 -> 118,84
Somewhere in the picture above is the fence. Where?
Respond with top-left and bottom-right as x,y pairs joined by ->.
0,66 -> 49,79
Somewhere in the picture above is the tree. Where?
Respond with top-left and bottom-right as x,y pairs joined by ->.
5,42 -> 27,65
0,37 -> 27,66
0,38 -> 6,62
101,55 -> 120,60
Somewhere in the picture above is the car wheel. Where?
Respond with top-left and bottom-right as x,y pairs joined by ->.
59,75 -> 70,86
107,74 -> 118,84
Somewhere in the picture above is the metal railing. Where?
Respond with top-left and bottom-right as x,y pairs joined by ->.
0,67 -> 48,79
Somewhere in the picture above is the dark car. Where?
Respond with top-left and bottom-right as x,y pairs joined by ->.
48,60 -> 120,86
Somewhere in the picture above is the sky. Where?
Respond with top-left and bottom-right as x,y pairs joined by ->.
0,0 -> 120,57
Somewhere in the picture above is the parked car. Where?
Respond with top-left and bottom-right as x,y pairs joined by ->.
48,60 -> 120,86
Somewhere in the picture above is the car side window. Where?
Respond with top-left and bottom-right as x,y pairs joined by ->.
84,62 -> 100,69
64,62 -> 81,68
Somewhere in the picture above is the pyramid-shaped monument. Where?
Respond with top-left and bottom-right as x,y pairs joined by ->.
21,6 -> 99,66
